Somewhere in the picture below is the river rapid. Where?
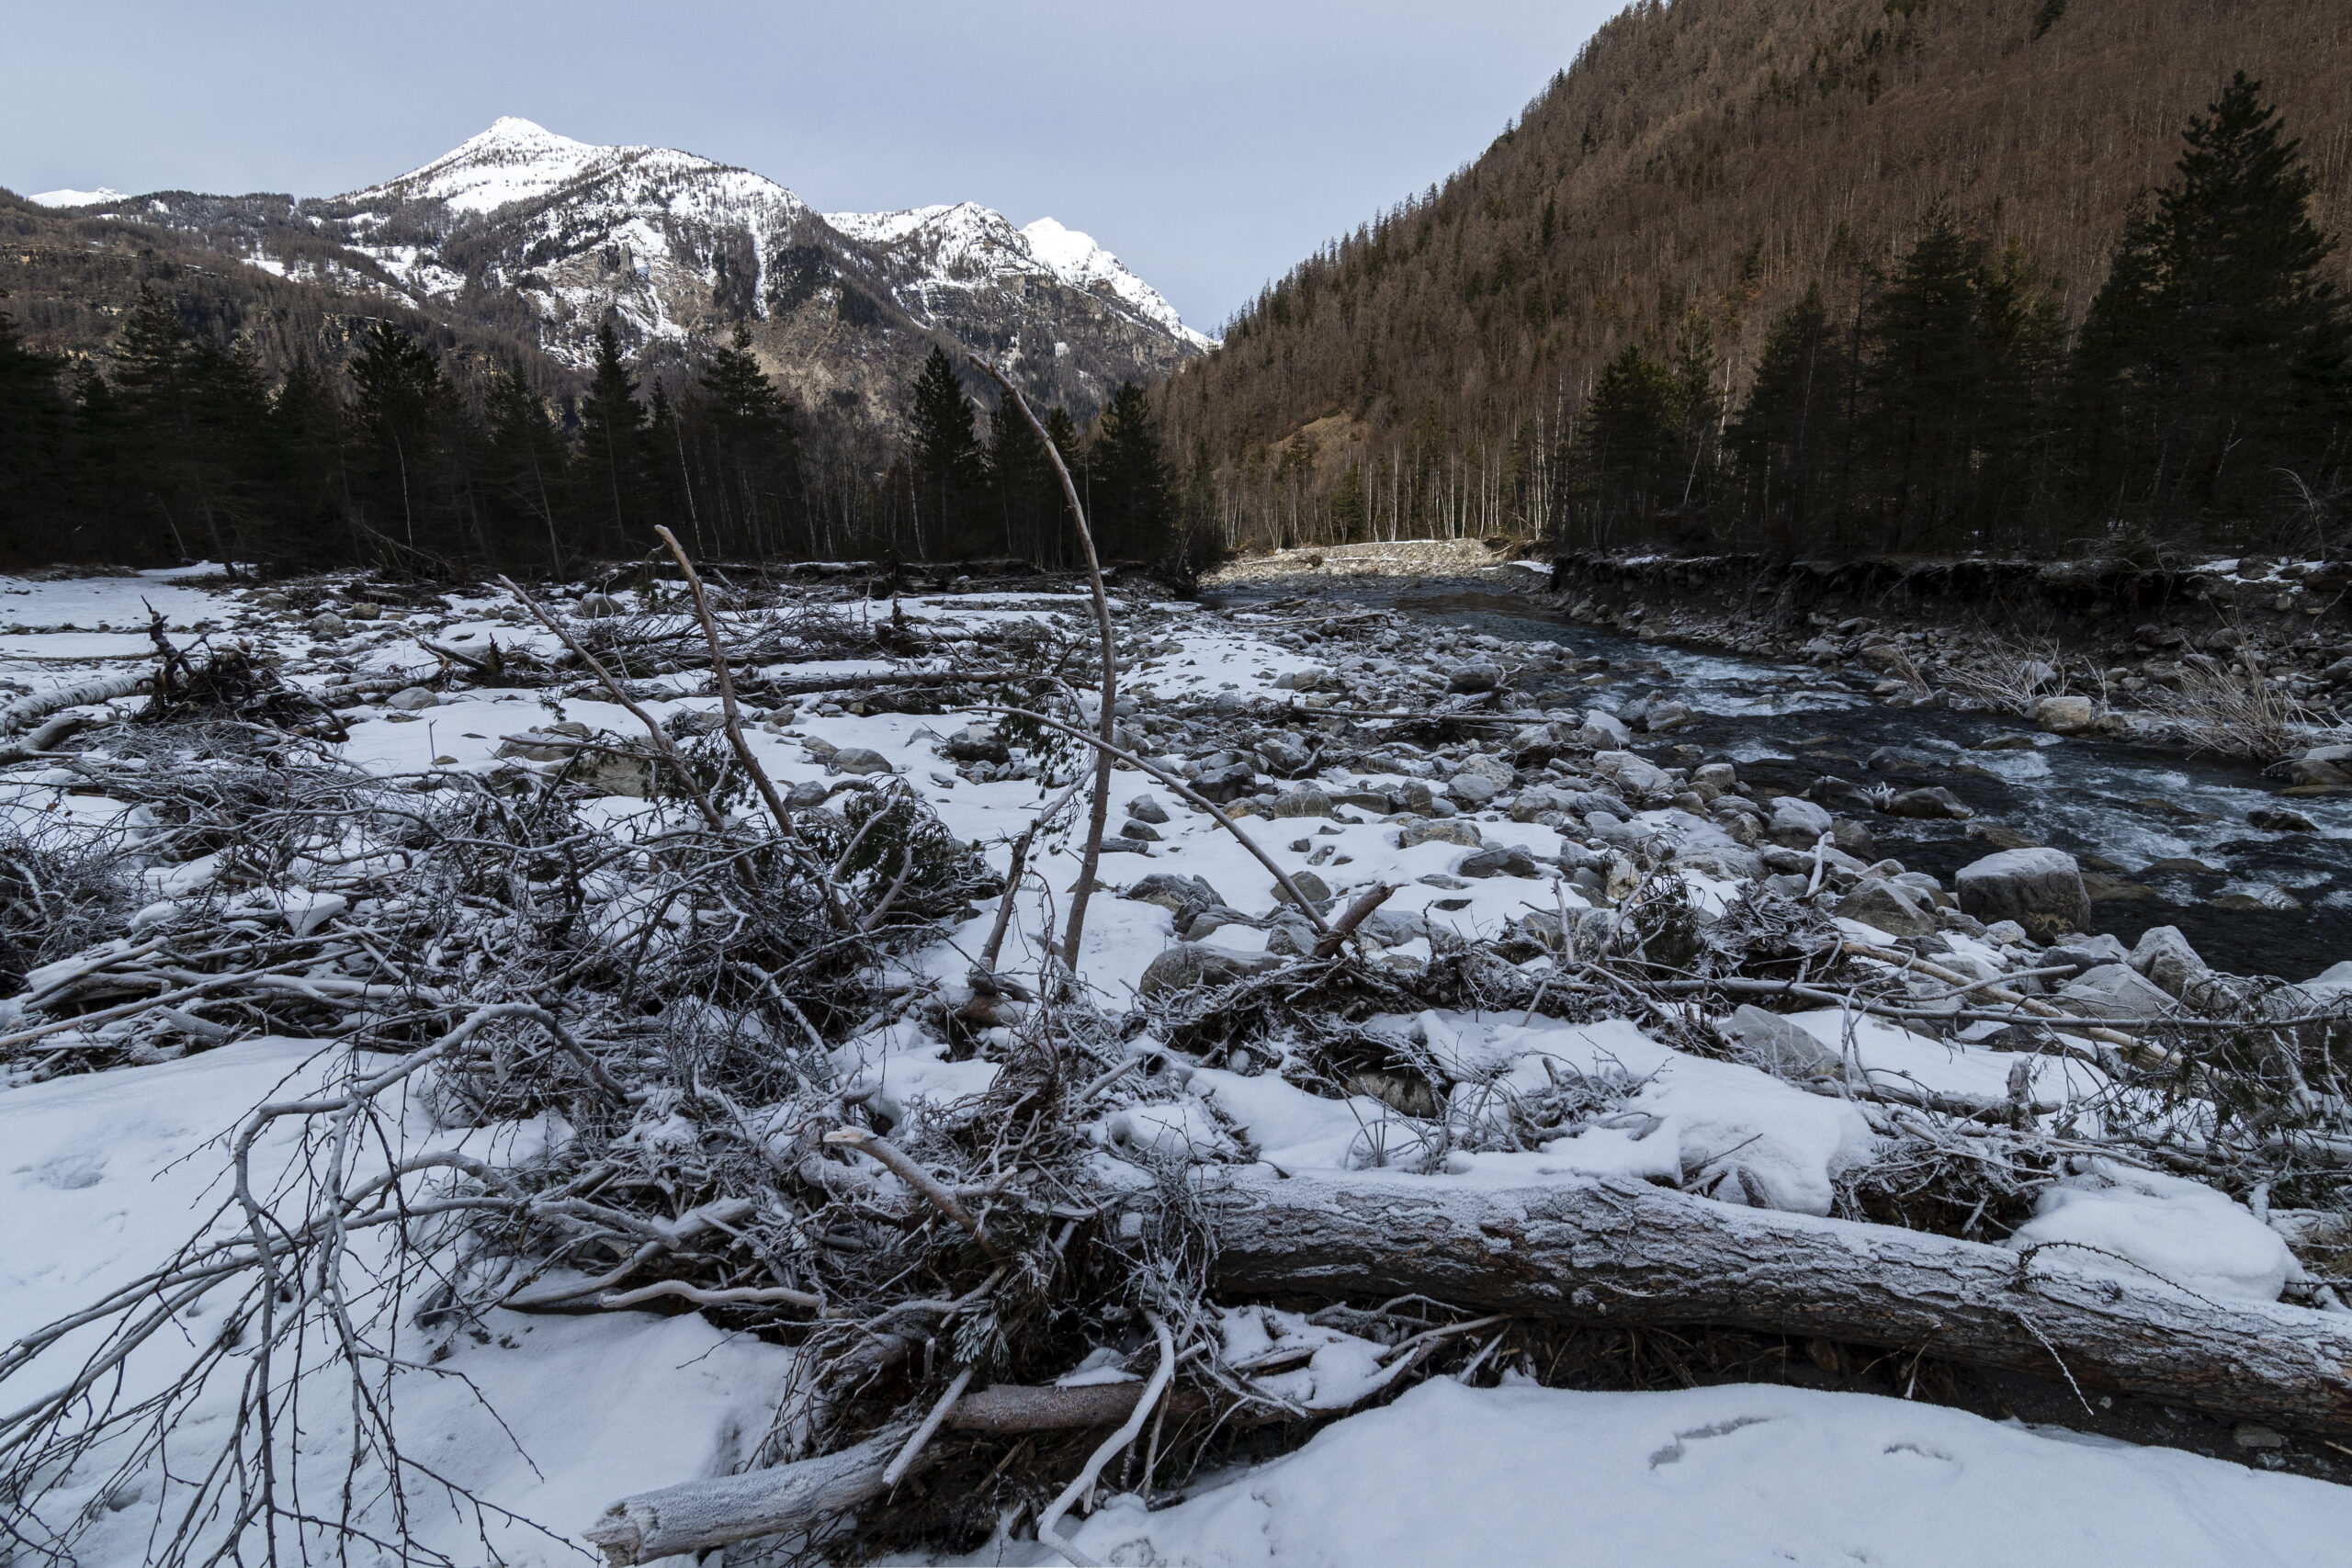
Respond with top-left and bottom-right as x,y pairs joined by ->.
1211,576 -> 2351,983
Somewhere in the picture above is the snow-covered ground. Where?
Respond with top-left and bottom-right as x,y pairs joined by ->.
1,566 -> 2346,1564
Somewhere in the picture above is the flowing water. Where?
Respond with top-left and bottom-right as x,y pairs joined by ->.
1213,579 -> 2352,982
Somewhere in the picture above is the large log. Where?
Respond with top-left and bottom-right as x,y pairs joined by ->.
1202,1171 -> 2352,1437
582,1425 -> 911,1565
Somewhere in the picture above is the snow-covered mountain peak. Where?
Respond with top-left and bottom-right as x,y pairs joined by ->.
28,187 -> 127,209
350,117 -> 746,215
1021,218 -> 1214,349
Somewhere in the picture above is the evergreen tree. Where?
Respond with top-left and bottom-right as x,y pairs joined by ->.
1730,282 -> 1853,545
690,327 -> 799,558
576,317 -> 648,550
1668,311 -> 1724,516
2075,73 -> 2349,531
262,356 -> 349,566
483,360 -> 570,569
0,295 -> 70,557
1575,342 -> 1682,539
1089,381 -> 1171,559
907,345 -> 986,556
348,320 -> 453,559
985,389 -> 1054,562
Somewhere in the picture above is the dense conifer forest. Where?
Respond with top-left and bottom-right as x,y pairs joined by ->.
1159,0 -> 2352,561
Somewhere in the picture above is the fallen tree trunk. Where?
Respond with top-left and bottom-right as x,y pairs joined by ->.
1202,1171 -> 2352,1437
0,672 -> 150,735
583,1424 -> 913,1565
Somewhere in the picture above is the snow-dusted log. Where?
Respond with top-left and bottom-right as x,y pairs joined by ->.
582,1425 -> 911,1565
1202,1172 -> 2352,1437
0,672 -> 149,735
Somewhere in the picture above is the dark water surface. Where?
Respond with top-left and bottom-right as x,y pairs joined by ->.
1213,577 -> 2351,981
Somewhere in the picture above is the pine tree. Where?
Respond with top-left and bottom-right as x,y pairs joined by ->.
907,345 -> 985,557
483,360 -> 570,568
1090,381 -> 1171,559
577,317 -> 647,550
1730,282 -> 1853,544
1575,342 -> 1682,539
348,320 -> 451,558
2075,73 -> 2349,530
0,295 -> 70,558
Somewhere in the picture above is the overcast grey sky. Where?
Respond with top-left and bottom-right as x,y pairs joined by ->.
1,0 -> 1618,330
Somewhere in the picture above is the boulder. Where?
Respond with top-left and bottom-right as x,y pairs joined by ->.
1510,784 -> 1575,823
1258,734 -> 1314,774
1137,942 -> 1283,999
786,778 -> 831,809
1272,870 -> 1333,908
1721,1005 -> 1843,1080
2129,926 -> 2211,999
1447,773 -> 1501,807
1117,821 -> 1162,842
2055,964 -> 2176,1021
1592,750 -> 1671,797
1835,877 -> 1939,939
1457,844 -> 1541,880
1399,818 -> 1484,850
2036,695 -> 2098,735
1125,793 -> 1171,824
307,612 -> 348,638
1265,786 -> 1337,819
2248,807 -> 2318,832
1955,847 -> 2090,932
1769,795 -> 1834,846
946,724 -> 1010,764
1576,710 -> 1634,748
831,747 -> 895,776
1645,699 -> 1697,732
1334,789 -> 1394,815
383,685 -> 439,712
1122,874 -> 1228,926
1447,662 -> 1503,694
1885,785 -> 1973,820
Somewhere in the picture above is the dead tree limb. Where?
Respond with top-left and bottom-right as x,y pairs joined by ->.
1198,1171 -> 2352,1438
583,1424 -> 912,1566
0,671 -> 151,735
967,353 -> 1116,969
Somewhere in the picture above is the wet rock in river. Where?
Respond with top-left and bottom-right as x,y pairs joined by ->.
1955,847 -> 2091,931
2035,695 -> 2098,734
1836,876 -> 1938,939
2249,807 -> 2318,832
1885,785 -> 1973,819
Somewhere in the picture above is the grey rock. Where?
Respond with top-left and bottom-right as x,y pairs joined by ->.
1835,877 -> 1938,939
1593,750 -> 1671,797
1955,847 -> 2090,931
307,612 -> 348,638
2249,807 -> 2319,832
2130,926 -> 2211,999
1125,793 -> 1170,824
786,779 -> 832,809
1448,662 -> 1503,694
2036,694 -> 2098,734
1448,773 -> 1501,807
1118,821 -> 1162,842
2056,964 -> 2176,1021
386,686 -> 440,712
1399,818 -> 1484,850
1123,874 -> 1228,925
1182,906 -> 1258,941
1138,942 -> 1284,999
946,723 -> 1011,764
1273,870 -> 1333,908
1259,733 -> 1314,774
343,600 -> 382,622
1885,786 -> 1973,820
800,736 -> 841,761
1457,844 -> 1541,879
1645,699 -> 1697,732
1722,1005 -> 1843,1079
1265,786 -> 1337,819
1769,795 -> 1834,845
1334,789 -> 1394,814
831,747 -> 896,776
1577,709 -> 1634,748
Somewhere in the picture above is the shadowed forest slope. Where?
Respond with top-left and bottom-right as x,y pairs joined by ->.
1159,0 -> 2352,558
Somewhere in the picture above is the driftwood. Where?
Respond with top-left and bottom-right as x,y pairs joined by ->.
1201,1171 -> 2352,1437
583,1425 -> 912,1565
0,671 -> 150,734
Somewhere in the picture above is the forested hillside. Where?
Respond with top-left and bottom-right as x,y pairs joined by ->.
1159,0 -> 2352,559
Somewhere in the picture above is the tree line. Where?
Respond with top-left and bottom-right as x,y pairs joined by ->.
1179,75 -> 2349,562
0,301 -> 1187,575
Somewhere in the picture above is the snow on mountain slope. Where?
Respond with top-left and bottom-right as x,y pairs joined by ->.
1022,216 -> 1214,349
352,117 -> 614,212
27,187 -> 127,208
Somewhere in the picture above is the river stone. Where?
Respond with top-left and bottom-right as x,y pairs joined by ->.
1448,662 -> 1503,694
1886,785 -> 1973,820
1263,786 -> 1336,819
1117,821 -> 1162,842
800,735 -> 840,761
2036,695 -> 2098,734
1593,750 -> 1671,796
1645,700 -> 1697,732
1448,773 -> 1501,807
1399,818 -> 1483,850
576,592 -> 624,617
1457,844 -> 1541,879
1722,1005 -> 1843,1080
1259,734 -> 1313,774
1272,870 -> 1333,908
307,611 -> 348,638
1123,874 -> 1227,925
1955,847 -> 2090,931
831,747 -> 895,776
1769,795 -> 1834,846
386,686 -> 440,712
1577,710 -> 1634,747
1836,877 -> 1938,939
2056,964 -> 2176,1021
2130,926 -> 2211,998
1138,942 -> 1283,998
1126,793 -> 1170,824
1511,784 -> 1575,822
2248,807 -> 2319,832
946,723 -> 1010,763
1334,788 -> 1394,815
1182,905 -> 1258,941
